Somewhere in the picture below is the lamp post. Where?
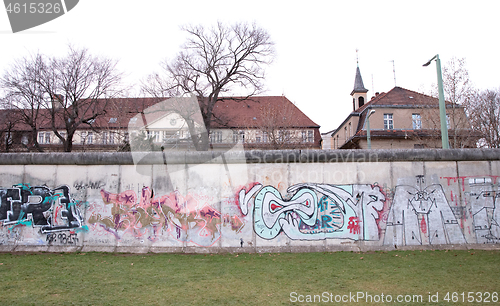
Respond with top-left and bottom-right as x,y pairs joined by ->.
423,54 -> 449,149
366,109 -> 375,149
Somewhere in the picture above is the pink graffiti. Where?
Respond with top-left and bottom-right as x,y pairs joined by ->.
88,187 -> 244,246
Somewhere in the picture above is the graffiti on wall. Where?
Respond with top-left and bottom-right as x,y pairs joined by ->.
0,184 -> 85,233
1,172 -> 498,248
238,183 -> 387,241
465,177 -> 500,244
383,175 -> 467,246
89,187 -> 245,247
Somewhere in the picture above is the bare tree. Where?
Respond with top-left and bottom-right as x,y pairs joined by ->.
0,52 -> 48,151
1,46 -> 124,152
467,89 -> 500,148
424,57 -> 477,148
41,46 -> 124,152
257,99 -> 303,149
442,57 -> 476,148
0,105 -> 24,152
142,22 -> 275,150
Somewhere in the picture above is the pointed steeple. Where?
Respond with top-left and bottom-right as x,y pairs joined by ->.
351,65 -> 368,96
350,64 -> 369,111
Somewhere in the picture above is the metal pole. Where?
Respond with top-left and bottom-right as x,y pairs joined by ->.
367,110 -> 374,149
367,116 -> 371,149
435,55 -> 450,149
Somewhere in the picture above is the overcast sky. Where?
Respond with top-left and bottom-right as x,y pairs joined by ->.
1,0 -> 498,132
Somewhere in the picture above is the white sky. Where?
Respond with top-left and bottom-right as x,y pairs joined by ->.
1,0 -> 498,133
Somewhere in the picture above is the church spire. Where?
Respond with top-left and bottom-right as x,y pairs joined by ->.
351,65 -> 368,96
350,58 -> 368,111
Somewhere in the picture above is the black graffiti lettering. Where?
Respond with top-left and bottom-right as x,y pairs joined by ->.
46,232 -> 78,245
73,181 -> 105,191
0,184 -> 84,233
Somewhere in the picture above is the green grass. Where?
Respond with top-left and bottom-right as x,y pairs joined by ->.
0,249 -> 498,305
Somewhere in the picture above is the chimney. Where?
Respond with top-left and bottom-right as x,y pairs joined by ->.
50,94 -> 65,109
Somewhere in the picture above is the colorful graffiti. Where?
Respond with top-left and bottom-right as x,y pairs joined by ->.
238,183 -> 386,241
1,172 -> 499,249
0,184 -> 85,233
89,187 -> 245,247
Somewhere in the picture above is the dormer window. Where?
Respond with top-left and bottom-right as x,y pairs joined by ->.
108,118 -> 117,123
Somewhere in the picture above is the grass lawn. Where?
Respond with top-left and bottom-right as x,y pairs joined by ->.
0,249 -> 498,305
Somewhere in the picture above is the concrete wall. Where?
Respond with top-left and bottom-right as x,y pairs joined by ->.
0,149 -> 499,253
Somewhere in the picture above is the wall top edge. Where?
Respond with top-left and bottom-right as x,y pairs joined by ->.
0,149 -> 498,165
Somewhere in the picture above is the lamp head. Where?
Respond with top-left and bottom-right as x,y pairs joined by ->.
423,55 -> 438,67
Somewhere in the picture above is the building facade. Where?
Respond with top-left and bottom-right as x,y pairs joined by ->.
322,65 -> 476,150
0,96 -> 321,152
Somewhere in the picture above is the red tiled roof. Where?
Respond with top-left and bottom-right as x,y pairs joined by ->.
211,96 -> 319,129
0,96 -> 319,131
356,86 -> 454,113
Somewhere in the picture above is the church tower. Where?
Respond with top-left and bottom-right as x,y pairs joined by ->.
351,64 -> 368,111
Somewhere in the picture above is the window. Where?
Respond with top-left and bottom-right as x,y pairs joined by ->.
38,132 -> 51,144
263,132 -> 268,143
302,130 -> 313,143
147,131 -> 160,142
210,131 -> 222,143
102,132 -> 108,144
87,132 -> 94,144
308,130 -> 314,143
384,113 -> 394,130
256,136 -> 261,143
59,132 -> 66,144
108,117 -> 117,124
80,132 -> 86,144
239,131 -> 245,143
233,130 -> 239,143
358,96 -> 365,108
279,130 -> 290,142
446,114 -> 450,129
178,130 -> 188,139
109,132 -> 115,144
412,113 -> 422,129
102,131 -> 114,144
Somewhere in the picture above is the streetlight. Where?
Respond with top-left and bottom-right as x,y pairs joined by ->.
366,109 -> 375,149
423,54 -> 449,149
